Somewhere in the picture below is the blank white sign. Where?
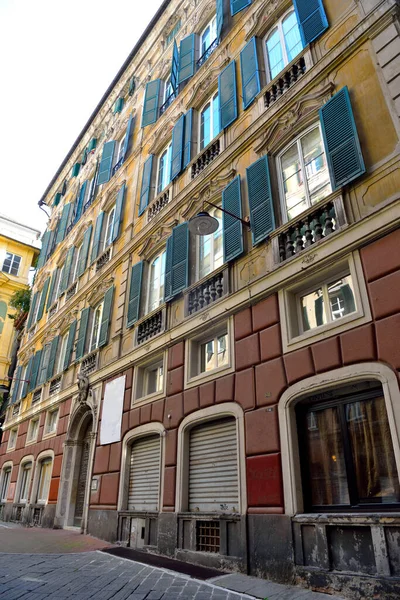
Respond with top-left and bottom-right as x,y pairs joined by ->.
100,375 -> 126,445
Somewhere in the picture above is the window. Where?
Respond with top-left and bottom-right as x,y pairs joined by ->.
90,302 -> 103,351
135,357 -> 165,401
27,419 -> 39,443
297,384 -> 400,510
199,92 -> 220,150
49,268 -> 62,308
17,365 -> 27,402
278,124 -> 331,222
36,458 -> 52,503
71,244 -> 82,284
156,143 -> 172,195
187,322 -> 233,385
197,205 -> 223,280
264,9 -> 303,81
56,332 -> 69,374
0,467 -> 11,502
8,428 -> 17,450
114,134 -> 126,168
2,252 -> 21,276
44,409 -> 59,436
104,206 -> 116,250
163,77 -> 174,105
200,333 -> 228,373
166,19 -> 181,46
37,344 -> 51,386
200,15 -> 217,58
147,251 -> 166,313
18,462 -> 32,503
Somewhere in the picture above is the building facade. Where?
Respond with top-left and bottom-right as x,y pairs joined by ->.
1,0 -> 400,597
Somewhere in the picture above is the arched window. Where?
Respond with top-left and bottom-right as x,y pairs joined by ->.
265,10 -> 303,81
17,461 -> 33,503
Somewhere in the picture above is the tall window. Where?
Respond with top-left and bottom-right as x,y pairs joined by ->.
56,331 -> 69,374
2,252 -> 21,276
18,462 -> 32,503
8,429 -> 17,450
265,9 -> 303,80
27,419 -> 39,443
297,385 -> 400,510
115,135 -> 126,167
36,458 -> 52,503
200,93 -> 220,150
90,302 -> 103,351
278,124 -> 331,222
49,268 -> 62,307
200,15 -> 217,56
147,251 -> 166,313
157,143 -> 172,195
0,467 -> 11,502
200,332 -> 228,373
197,206 -> 223,280
163,77 -> 174,104
104,206 -> 116,250
45,409 -> 59,436
71,244 -> 82,284
37,344 -> 51,386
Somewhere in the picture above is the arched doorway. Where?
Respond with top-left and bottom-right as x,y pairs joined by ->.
73,419 -> 92,527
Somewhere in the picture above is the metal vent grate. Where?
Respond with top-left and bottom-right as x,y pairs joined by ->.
196,520 -> 220,553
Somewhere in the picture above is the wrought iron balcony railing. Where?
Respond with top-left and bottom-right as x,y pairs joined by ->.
197,38 -> 219,68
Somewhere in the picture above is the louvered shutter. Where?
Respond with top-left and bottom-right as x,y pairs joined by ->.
141,80 -> 161,127
56,204 -> 72,244
315,296 -> 324,326
63,320 -> 77,371
88,138 -> 97,152
240,37 -> 261,109
114,97 -> 124,114
111,184 -> 126,243
246,156 -> 275,245
36,278 -> 50,323
128,435 -> 161,511
75,181 -> 87,222
171,223 -> 189,297
127,262 -> 143,328
60,247 -> 75,294
77,225 -> 92,277
27,292 -> 39,329
75,308 -> 90,361
46,336 -> 60,381
178,34 -> 197,84
122,114 -> 135,161
21,357 -> 33,399
46,269 -> 58,310
170,115 -> 185,181
219,61 -> 238,130
98,286 -> 114,348
230,0 -> 251,16
183,109 -> 194,169
128,76 -> 136,96
37,345 -> 50,386
36,231 -> 51,270
28,350 -> 42,392
139,155 -> 154,216
171,41 -> 180,93
91,212 -> 105,263
10,366 -> 22,404
71,163 -> 81,177
216,0 -> 224,40
164,236 -> 173,302
189,418 -> 238,512
53,192 -> 62,207
222,176 -> 244,262
319,87 -> 365,190
97,141 -> 116,185
293,0 -> 328,46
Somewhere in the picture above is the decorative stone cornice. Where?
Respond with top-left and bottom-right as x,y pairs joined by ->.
148,110 -> 184,155
137,218 -> 179,259
186,50 -> 229,110
180,167 -> 237,219
57,307 -> 80,334
245,0 -> 288,41
86,276 -> 115,308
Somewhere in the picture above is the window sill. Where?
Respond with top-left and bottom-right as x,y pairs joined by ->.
262,49 -> 311,111
25,437 -> 39,447
135,305 -> 167,346
185,362 -> 235,390
42,431 -> 57,440
132,389 -> 165,408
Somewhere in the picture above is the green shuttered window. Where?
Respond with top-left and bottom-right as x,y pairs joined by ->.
75,308 -> 90,361
114,97 -> 124,114
21,357 -> 33,399
27,292 -> 39,329
139,155 -> 154,216
111,184 -> 126,243
60,246 -> 75,295
36,230 -> 51,270
219,61 -> 238,129
71,163 -> 81,178
56,204 -> 72,245
98,286 -> 114,347
319,87 -> 365,190
222,176 -> 244,262
230,0 -> 251,17
216,0 -> 224,40
28,350 -> 42,392
91,212 -> 105,263
87,138 -> 97,152
11,366 -> 22,404
170,223 -> 189,298
178,34 -> 197,84
46,336 -> 60,381
127,262 -> 144,328
171,41 -> 180,93
36,278 -> 50,323
183,109 -> 194,169
142,80 -> 161,127
97,141 -> 116,185
77,225 -> 92,277
246,156 -> 275,245
171,114 -> 185,181
164,236 -> 173,302
293,0 -> 328,46
240,37 -> 261,109
63,320 -> 77,371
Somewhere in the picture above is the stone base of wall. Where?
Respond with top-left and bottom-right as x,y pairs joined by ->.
0,502 -> 13,522
88,509 -> 118,543
248,514 -> 294,584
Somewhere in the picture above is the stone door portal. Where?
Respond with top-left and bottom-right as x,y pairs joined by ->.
73,424 -> 91,526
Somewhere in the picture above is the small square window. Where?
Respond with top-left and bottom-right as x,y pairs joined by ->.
200,333 -> 228,373
27,419 -> 39,443
44,409 -> 59,436
134,356 -> 165,402
186,320 -> 233,387
7,428 -> 18,450
2,252 -> 21,276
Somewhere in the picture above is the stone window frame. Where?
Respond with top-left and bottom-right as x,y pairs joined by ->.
15,455 -> 35,505
43,407 -> 59,439
30,449 -> 54,506
262,5 -> 303,83
0,461 -> 13,502
26,417 -> 40,446
132,351 -> 167,407
278,362 -> 400,516
118,423 -> 166,512
175,402 -> 247,514
7,427 -> 18,451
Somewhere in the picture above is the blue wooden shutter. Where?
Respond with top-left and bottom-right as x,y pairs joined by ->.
171,223 -> 189,297
219,61 -> 238,129
222,176 -> 244,262
77,225 -> 92,277
127,262 -> 143,328
122,114 -> 135,161
75,308 -> 90,360
36,278 -> 50,323
36,231 -> 51,270
97,141 -> 116,185
46,336 -> 60,381
171,41 -> 180,92
139,155 -> 154,216
246,156 -> 275,245
27,292 -> 39,329
11,366 -> 22,404
98,286 -> 114,347
293,0 -> 328,46
88,137 -> 97,152
114,97 -> 124,114
240,37 -> 261,109
60,246 -> 75,294
111,184 -> 126,242
71,163 -> 81,177
128,76 -> 136,96
56,204 -> 72,244
183,109 -> 194,169
75,181 -> 87,221
142,80 -> 161,127
230,0 -> 251,16
28,350 -> 42,392
319,87 -> 365,190
171,115 -> 185,181
21,357 -> 33,399
178,34 -> 197,84
46,269 -> 58,311
53,192 -> 62,206
216,0 -> 224,40
164,236 -> 173,302
63,320 -> 77,371
91,212 -> 105,263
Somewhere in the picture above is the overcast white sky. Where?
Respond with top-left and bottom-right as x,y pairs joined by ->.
0,0 -> 165,237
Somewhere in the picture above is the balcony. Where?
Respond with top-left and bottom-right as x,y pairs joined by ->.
185,268 -> 229,317
32,389 -> 42,405
147,188 -> 170,222
49,376 -> 62,396
159,91 -> 177,116
112,156 -> 124,177
197,38 -> 219,69
264,55 -> 307,109
136,308 -> 165,345
66,282 -> 77,301
80,351 -> 98,376
191,139 -> 220,179
48,303 -> 58,319
96,247 -> 111,272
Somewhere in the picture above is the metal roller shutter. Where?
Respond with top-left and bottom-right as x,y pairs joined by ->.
128,435 -> 161,511
189,418 -> 239,512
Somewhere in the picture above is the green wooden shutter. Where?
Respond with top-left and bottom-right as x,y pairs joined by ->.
341,283 -> 356,314
219,61 -> 238,129
230,0 -> 251,16
60,246 -> 75,294
178,34 -> 197,84
114,97 -> 124,114
56,204 -> 72,244
171,41 -> 180,93
88,137 -> 97,152
164,236 -> 173,302
293,0 -> 328,46
36,231 -> 51,270
21,357 -> 33,399
222,176 -> 244,262
63,320 -> 77,371
98,286 -> 114,347
246,156 -> 275,245
97,141 -> 116,185
128,76 -> 136,96
36,278 -> 50,323
75,181 -> 87,221
315,296 -> 324,326
142,80 -> 161,127
75,308 -> 90,360
71,163 -> 81,177
127,262 -> 143,328
27,292 -> 39,329
111,184 -> 126,243
240,37 -> 261,109
11,366 -> 22,404
171,223 -> 189,297
28,350 -> 42,392
216,0 -> 224,40
46,269 -> 58,311
46,336 -> 60,381
77,225 -> 92,277
171,115 -> 185,181
183,109 -> 193,169
91,212 -> 105,263
53,192 -> 62,206
139,155 -> 154,216
122,115 -> 135,161
319,87 -> 365,190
